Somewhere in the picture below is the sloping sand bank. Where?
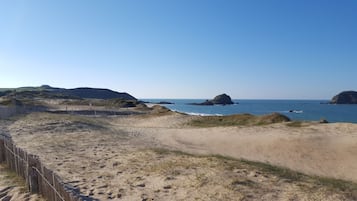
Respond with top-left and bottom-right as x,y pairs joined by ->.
138,120 -> 357,182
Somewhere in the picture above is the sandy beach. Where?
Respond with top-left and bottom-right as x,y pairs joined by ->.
0,106 -> 356,201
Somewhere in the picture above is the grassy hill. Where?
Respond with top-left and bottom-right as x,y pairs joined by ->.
0,85 -> 136,100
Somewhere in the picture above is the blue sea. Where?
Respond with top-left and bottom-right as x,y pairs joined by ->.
143,99 -> 357,123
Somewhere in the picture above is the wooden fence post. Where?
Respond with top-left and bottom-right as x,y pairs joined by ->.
0,138 -> 5,162
44,166 -> 56,201
14,146 -> 19,174
5,140 -> 13,169
65,190 -> 72,201
19,148 -> 26,179
38,160 -> 45,197
28,154 -> 39,193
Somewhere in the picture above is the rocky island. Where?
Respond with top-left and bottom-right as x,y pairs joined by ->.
330,91 -> 357,104
189,93 -> 235,105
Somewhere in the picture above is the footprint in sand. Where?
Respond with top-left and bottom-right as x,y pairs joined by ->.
98,184 -> 108,189
112,162 -> 120,167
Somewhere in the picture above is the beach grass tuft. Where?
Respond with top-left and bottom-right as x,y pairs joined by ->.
1,164 -> 28,193
286,121 -> 306,127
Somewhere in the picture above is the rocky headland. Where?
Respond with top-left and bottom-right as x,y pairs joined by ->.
330,91 -> 357,104
0,85 -> 136,100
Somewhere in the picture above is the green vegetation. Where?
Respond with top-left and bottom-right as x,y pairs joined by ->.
0,85 -> 55,92
286,121 -> 303,127
151,147 -> 195,157
0,89 -> 77,100
0,97 -> 47,108
61,98 -> 140,108
314,177 -> 357,194
0,88 -> 14,92
286,121 -> 308,127
0,85 -> 136,100
240,159 -> 305,182
0,98 -> 23,106
188,113 -> 290,127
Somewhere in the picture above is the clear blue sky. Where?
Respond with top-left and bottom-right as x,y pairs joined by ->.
1,0 -> 356,99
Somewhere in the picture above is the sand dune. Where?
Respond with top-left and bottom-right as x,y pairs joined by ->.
107,114 -> 357,182
141,122 -> 357,182
2,112 -> 357,200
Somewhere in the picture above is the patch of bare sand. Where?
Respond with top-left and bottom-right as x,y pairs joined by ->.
3,112 -> 357,200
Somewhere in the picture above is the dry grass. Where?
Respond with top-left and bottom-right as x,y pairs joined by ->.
61,98 -> 140,108
1,165 -> 27,193
0,164 -> 44,201
188,113 -> 290,127
152,149 -> 357,200
285,121 -> 313,127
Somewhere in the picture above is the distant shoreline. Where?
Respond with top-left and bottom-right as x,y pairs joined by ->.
142,99 -> 357,123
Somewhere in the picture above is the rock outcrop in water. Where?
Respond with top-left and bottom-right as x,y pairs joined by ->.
190,94 -> 234,106
330,91 -> 357,104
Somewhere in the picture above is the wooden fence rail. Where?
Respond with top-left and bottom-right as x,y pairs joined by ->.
0,133 -> 90,201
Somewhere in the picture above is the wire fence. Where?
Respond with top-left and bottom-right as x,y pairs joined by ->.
0,133 -> 89,201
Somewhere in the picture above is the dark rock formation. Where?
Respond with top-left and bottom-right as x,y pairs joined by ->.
190,100 -> 214,106
211,94 -> 234,105
319,119 -> 329,123
156,101 -> 174,105
189,94 -> 234,106
330,91 -> 357,104
141,101 -> 175,105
